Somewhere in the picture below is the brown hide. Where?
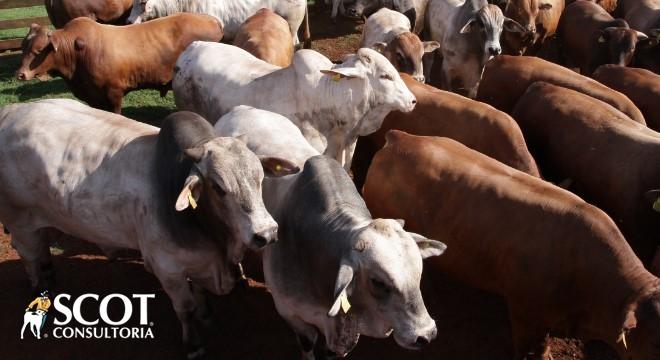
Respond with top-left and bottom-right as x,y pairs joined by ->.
593,65 -> 660,131
233,9 -> 294,67
351,73 -> 539,191
476,55 -> 646,123
511,81 -> 660,269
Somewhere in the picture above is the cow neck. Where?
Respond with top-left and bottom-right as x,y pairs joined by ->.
52,32 -> 77,79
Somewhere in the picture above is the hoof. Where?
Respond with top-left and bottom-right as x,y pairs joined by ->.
186,346 -> 207,360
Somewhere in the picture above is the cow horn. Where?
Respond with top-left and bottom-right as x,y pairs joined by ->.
617,330 -> 628,350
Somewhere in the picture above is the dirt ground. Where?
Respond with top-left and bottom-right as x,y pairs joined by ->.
0,6 -> 621,360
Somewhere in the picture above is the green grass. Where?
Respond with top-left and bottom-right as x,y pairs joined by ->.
0,6 -> 49,40
0,54 -> 176,126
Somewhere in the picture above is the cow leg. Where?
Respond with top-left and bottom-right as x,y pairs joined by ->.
11,229 -> 53,291
107,88 -> 124,114
151,265 -> 205,359
331,0 -> 341,20
509,309 -> 552,360
190,282 -> 216,331
287,316 -> 319,360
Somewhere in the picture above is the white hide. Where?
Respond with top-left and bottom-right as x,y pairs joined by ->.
361,7 -> 412,46
213,105 -> 319,169
127,0 -> 306,42
173,42 -> 416,171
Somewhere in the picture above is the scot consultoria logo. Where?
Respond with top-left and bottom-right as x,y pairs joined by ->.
20,292 -> 156,340
21,291 -> 51,339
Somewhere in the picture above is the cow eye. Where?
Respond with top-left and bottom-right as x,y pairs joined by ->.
478,22 -> 485,29
371,278 -> 390,293
212,183 -> 226,197
380,73 -> 393,81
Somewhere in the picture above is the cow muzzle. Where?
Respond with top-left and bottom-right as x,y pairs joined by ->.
394,321 -> 437,350
16,70 -> 31,81
250,227 -> 278,250
346,6 -> 362,18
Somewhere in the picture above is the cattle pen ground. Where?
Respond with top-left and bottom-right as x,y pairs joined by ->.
0,4 -> 619,360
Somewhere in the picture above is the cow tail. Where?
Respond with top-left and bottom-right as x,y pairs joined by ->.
303,4 -> 311,49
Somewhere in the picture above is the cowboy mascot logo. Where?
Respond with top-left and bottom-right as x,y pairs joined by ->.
21,291 -> 51,339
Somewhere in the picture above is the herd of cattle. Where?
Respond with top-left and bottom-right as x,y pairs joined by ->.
1,0 -> 660,358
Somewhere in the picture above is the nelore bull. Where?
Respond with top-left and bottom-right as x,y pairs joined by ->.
364,130 -> 660,360
214,106 -> 445,358
0,99 -> 298,358
173,42 -> 416,171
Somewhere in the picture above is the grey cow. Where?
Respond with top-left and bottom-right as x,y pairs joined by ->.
214,106 -> 446,359
425,0 -> 526,97
0,99 -> 297,358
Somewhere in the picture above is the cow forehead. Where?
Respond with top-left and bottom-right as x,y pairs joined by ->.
204,138 -> 262,175
392,33 -> 424,56
359,220 -> 423,274
479,4 -> 505,28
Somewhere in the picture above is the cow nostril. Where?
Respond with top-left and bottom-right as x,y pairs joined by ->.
252,234 -> 268,248
16,72 -> 26,80
415,336 -> 430,348
411,99 -> 417,105
348,8 -> 358,16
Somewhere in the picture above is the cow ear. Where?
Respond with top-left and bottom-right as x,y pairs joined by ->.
175,173 -> 202,211
635,31 -> 649,42
74,37 -> 86,51
423,41 -> 441,53
459,17 -> 477,34
644,190 -> 660,212
504,18 -> 526,33
320,68 -> 363,80
328,260 -> 354,317
408,232 -> 447,259
259,156 -> 300,177
370,42 -> 387,53
235,134 -> 248,144
539,2 -> 552,11
29,23 -> 41,34
395,219 -> 405,227
183,146 -> 205,162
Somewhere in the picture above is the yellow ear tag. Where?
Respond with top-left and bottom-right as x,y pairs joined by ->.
332,73 -> 341,82
653,197 -> 660,212
188,192 -> 198,209
617,331 -> 628,350
340,293 -> 351,314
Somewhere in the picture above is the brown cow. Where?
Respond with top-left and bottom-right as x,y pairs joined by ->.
232,9 -> 294,67
351,73 -> 539,190
45,0 -> 133,28
476,55 -> 646,123
565,0 -> 617,12
16,14 -> 223,114
493,0 -> 559,55
511,81 -> 660,269
558,0 -> 648,75
617,0 -> 660,73
363,130 -> 660,360
593,65 -> 660,131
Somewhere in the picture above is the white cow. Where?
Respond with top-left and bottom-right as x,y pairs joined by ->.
0,99 -> 297,358
173,42 -> 416,171
127,0 -> 308,43
214,106 -> 446,359
21,310 -> 45,339
425,0 -> 525,97
361,8 -> 440,82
